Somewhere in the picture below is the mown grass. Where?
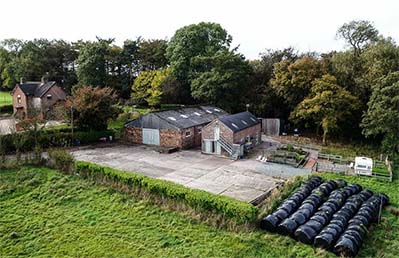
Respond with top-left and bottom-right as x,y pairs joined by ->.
1,167 -> 328,258
0,91 -> 12,107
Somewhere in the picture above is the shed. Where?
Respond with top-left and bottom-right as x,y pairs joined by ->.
124,106 -> 227,149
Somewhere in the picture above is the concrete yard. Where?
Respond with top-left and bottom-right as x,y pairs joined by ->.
71,144 -> 289,203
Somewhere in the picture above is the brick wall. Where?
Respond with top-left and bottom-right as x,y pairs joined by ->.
233,123 -> 262,145
12,87 -> 28,119
159,129 -> 182,148
202,120 -> 233,143
124,127 -> 142,144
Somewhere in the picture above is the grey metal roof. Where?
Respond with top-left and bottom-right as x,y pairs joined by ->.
125,106 -> 227,130
219,111 -> 260,132
18,81 -> 56,97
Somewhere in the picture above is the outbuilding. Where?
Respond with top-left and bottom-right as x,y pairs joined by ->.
124,106 -> 227,149
201,111 -> 261,159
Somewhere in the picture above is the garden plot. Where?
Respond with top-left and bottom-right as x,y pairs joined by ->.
260,177 -> 390,257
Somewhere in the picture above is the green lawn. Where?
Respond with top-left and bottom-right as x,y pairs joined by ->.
0,91 -> 12,107
0,167 -> 324,258
1,167 -> 397,257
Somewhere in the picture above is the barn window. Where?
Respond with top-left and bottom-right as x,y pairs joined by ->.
214,108 -> 220,112
197,127 -> 202,133
168,117 -> 176,121
185,130 -> 192,137
250,117 -> 257,122
17,95 -> 21,104
180,114 -> 188,118
194,112 -> 201,116
47,94 -> 52,100
241,120 -> 248,125
206,110 -> 212,114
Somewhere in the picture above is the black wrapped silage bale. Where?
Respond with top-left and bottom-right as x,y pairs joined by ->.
294,184 -> 360,245
260,176 -> 323,232
333,193 -> 389,257
314,189 -> 372,250
277,180 -> 339,236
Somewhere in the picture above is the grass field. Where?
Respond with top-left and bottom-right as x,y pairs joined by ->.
1,167 -> 398,257
0,167 -> 324,258
0,91 -> 12,107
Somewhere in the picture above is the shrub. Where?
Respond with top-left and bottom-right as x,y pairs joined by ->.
0,104 -> 13,114
48,149 -> 75,173
0,129 -> 115,154
74,161 -> 258,223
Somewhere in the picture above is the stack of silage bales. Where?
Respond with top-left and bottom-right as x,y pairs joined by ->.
260,177 -> 390,257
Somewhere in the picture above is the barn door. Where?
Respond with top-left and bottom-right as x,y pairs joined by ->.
142,128 -> 160,145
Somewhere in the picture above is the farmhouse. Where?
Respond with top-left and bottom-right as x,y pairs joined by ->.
124,106 -> 227,149
201,111 -> 261,159
12,79 -> 66,119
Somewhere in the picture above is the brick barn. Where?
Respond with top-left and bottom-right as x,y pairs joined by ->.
124,106 -> 227,149
201,111 -> 261,159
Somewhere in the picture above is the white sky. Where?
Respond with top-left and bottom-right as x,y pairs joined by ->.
1,0 -> 398,59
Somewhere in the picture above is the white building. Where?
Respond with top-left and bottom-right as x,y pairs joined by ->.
354,157 -> 373,176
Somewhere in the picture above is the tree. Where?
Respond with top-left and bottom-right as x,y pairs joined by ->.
190,51 -> 252,112
271,56 -> 326,110
166,22 -> 233,103
290,74 -> 359,144
69,86 -> 120,130
337,20 -> 379,57
138,39 -> 168,71
362,72 -> 399,153
76,39 -> 109,86
246,47 -> 299,118
131,68 -> 170,108
0,39 -> 78,90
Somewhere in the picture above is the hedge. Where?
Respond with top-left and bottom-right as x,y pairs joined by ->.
74,161 -> 259,223
0,104 -> 13,114
0,129 -> 115,154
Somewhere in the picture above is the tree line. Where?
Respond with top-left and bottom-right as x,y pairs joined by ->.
0,20 -> 398,153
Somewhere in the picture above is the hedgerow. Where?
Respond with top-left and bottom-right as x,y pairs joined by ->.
74,161 -> 258,223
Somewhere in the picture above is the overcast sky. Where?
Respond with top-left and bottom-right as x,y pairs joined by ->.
1,0 -> 398,59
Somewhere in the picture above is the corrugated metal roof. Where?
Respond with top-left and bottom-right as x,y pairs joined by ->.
125,106 -> 227,130
219,111 -> 260,132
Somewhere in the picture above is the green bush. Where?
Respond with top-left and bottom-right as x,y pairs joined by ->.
0,104 -> 13,114
74,161 -> 258,223
0,129 -> 115,154
48,149 -> 75,173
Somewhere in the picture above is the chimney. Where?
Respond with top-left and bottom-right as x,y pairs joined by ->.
20,77 -> 24,84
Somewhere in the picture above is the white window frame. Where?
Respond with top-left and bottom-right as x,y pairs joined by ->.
185,129 -> 192,137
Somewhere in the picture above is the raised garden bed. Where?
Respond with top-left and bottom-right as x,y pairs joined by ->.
266,144 -> 309,168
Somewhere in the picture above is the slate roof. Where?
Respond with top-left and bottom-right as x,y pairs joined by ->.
125,106 -> 227,130
17,81 -> 56,97
219,111 -> 260,132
